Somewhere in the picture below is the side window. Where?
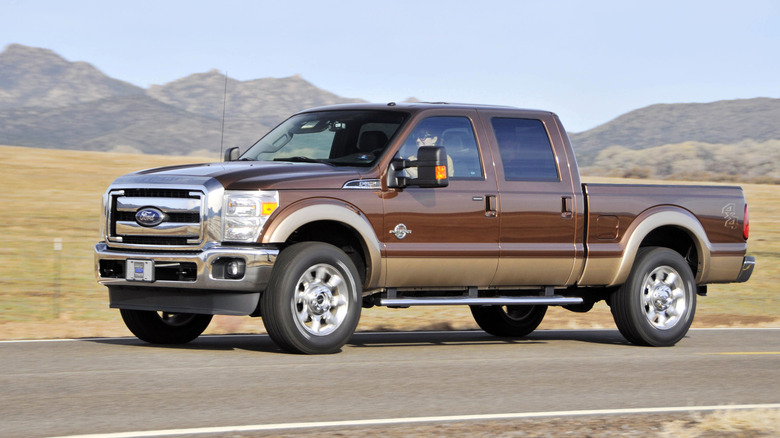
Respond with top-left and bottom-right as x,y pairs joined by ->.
397,116 -> 483,180
491,118 -> 559,182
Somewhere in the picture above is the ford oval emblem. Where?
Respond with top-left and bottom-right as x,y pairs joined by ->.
135,208 -> 166,227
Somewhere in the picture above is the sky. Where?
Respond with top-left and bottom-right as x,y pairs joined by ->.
1,0 -> 779,132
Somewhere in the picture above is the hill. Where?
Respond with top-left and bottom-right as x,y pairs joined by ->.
0,44 -> 143,109
569,98 -> 780,166
147,70 -> 363,121
580,139 -> 780,184
0,44 -> 778,182
0,44 -> 364,155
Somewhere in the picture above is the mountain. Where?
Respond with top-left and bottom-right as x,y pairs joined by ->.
147,70 -> 363,121
0,44 -> 143,109
568,97 -> 780,182
569,98 -> 780,166
0,95 -> 222,155
0,44 -> 777,182
0,44 -> 364,155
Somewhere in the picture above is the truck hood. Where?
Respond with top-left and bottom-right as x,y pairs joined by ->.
116,161 -> 364,190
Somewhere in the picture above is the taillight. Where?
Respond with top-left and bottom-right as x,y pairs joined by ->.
743,204 -> 750,240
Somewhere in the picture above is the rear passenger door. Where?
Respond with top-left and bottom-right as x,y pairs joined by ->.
478,110 -> 580,287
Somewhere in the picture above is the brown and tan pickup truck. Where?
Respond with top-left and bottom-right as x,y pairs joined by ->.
95,103 -> 754,354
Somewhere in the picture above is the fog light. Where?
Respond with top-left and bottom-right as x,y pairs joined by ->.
225,259 -> 245,279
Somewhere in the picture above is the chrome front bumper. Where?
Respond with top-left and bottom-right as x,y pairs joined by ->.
94,242 -> 278,292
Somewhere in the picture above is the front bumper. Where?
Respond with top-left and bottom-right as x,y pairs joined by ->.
95,242 -> 278,292
736,256 -> 756,283
95,242 -> 279,315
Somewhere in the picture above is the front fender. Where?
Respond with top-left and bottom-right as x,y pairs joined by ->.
260,199 -> 383,288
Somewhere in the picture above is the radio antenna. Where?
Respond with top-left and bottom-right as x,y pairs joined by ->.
219,71 -> 228,160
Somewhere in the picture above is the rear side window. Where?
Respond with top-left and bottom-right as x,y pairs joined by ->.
491,118 -> 559,181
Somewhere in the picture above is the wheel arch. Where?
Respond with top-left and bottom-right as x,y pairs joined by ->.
610,206 -> 712,286
261,199 -> 382,289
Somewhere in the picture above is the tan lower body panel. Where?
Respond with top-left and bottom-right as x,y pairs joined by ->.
578,256 -> 622,286
706,254 -> 744,283
385,256 -> 577,288
385,257 -> 497,288
491,257 -> 577,287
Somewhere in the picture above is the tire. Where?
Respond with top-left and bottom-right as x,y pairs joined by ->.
470,305 -> 547,337
261,242 -> 362,354
120,309 -> 212,344
610,247 -> 697,347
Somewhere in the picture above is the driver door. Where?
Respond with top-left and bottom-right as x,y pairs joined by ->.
382,112 -> 500,288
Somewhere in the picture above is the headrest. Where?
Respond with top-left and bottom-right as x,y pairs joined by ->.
358,131 -> 388,152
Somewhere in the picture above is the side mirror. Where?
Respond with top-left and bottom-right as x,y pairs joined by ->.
386,146 -> 449,189
224,146 -> 240,162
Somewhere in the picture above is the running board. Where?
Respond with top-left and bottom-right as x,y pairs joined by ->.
379,296 -> 584,307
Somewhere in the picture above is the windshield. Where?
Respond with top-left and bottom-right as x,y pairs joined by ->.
241,110 -> 408,166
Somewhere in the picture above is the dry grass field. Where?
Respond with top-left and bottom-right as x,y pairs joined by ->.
0,145 -> 777,339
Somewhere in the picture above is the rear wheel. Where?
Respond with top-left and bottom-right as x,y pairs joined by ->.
470,305 -> 547,337
261,242 -> 362,354
610,247 -> 696,346
120,309 -> 212,344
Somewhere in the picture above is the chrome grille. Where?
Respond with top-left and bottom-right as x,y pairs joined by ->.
108,189 -> 205,247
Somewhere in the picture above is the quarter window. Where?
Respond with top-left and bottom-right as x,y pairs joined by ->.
491,118 -> 559,181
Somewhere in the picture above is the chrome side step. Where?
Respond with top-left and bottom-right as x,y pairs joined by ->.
380,296 -> 583,307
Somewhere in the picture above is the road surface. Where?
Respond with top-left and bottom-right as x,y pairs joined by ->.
1,328 -> 778,437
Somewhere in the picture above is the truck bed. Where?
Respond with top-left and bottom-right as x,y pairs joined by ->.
580,183 -> 748,286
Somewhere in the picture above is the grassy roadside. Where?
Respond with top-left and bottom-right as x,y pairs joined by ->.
0,145 -> 776,340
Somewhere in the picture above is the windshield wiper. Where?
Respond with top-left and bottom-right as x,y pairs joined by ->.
273,156 -> 333,165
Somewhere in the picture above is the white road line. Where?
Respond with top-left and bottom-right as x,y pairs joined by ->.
46,403 -> 780,438
1,327 -> 778,344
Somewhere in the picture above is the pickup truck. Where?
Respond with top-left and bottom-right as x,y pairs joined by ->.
95,103 -> 754,354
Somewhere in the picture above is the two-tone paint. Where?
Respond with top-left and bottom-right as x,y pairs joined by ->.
95,103 -> 753,317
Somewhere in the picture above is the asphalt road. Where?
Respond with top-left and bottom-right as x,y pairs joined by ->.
1,328 -> 778,438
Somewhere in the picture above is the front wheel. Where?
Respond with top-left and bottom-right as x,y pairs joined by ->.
120,309 -> 212,344
470,305 -> 547,337
610,247 -> 697,346
261,242 -> 362,354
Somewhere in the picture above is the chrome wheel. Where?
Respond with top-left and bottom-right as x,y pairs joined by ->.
262,242 -> 362,354
641,266 -> 686,330
293,263 -> 350,336
610,247 -> 696,347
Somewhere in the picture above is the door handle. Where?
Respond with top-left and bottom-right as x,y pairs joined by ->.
485,195 -> 497,218
561,196 -> 573,218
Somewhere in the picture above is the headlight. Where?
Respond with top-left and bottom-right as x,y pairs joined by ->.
223,191 -> 279,242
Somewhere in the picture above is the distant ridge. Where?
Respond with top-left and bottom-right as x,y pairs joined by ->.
568,97 -> 780,182
0,44 -> 777,182
147,70 -> 363,120
0,44 -> 364,155
0,44 -> 143,109
569,97 -> 780,166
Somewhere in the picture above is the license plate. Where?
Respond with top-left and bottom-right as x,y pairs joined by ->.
126,259 -> 154,282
